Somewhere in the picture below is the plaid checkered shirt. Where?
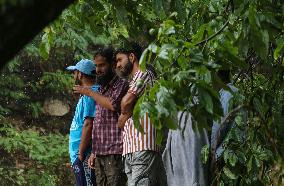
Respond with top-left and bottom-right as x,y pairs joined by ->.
92,75 -> 129,155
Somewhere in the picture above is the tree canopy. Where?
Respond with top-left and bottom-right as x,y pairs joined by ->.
0,0 -> 284,185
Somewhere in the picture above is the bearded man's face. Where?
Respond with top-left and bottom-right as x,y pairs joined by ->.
115,53 -> 133,79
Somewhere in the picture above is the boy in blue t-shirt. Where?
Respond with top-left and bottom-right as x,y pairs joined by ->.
67,59 -> 99,186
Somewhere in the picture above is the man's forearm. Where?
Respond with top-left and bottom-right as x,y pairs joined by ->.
121,92 -> 137,114
118,112 -> 132,128
89,91 -> 115,111
79,120 -> 93,156
118,92 -> 137,128
73,85 -> 115,111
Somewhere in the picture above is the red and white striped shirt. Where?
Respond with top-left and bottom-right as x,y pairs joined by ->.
122,69 -> 159,155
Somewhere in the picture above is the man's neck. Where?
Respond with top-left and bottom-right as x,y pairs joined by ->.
101,74 -> 116,88
82,80 -> 94,87
130,62 -> 140,77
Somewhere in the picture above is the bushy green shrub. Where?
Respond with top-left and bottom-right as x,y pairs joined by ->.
0,119 -> 73,185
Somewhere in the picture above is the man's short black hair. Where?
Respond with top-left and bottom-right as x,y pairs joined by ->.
94,46 -> 114,65
115,42 -> 143,61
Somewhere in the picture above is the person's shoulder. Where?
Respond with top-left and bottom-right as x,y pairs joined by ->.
227,83 -> 238,92
138,69 -> 155,85
220,83 -> 238,94
145,68 -> 156,78
91,84 -> 100,91
114,76 -> 129,87
76,96 -> 84,106
133,69 -> 153,79
82,94 -> 96,105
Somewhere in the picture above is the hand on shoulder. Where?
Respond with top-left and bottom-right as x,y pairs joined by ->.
73,85 -> 92,96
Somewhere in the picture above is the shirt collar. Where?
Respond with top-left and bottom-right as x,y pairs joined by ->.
100,75 -> 119,92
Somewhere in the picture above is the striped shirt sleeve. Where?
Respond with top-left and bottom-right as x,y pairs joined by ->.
128,70 -> 154,98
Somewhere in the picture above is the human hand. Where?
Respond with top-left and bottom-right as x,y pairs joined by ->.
88,153 -> 96,169
78,154 -> 85,162
73,85 -> 91,96
118,114 -> 127,129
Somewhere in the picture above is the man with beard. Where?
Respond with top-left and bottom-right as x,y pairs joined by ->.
66,59 -> 98,186
73,47 -> 128,186
115,43 -> 167,186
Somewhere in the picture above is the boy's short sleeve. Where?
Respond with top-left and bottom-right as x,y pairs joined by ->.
82,96 -> 96,119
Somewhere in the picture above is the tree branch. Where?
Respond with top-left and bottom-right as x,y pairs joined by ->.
195,19 -> 230,46
210,104 -> 246,180
220,104 -> 245,126
214,104 -> 245,149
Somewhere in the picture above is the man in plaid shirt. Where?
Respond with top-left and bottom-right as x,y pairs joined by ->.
74,47 -> 128,186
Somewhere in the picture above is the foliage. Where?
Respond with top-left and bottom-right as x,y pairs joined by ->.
0,8 -> 76,185
36,70 -> 74,96
39,0 -> 283,185
1,0 -> 284,185
0,119 -> 71,185
0,51 -> 74,118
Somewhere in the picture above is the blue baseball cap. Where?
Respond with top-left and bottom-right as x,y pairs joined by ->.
66,59 -> 96,76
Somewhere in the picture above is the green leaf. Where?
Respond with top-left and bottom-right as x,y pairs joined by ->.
199,88 -> 213,114
190,51 -> 203,63
152,117 -> 162,130
254,157 -> 261,168
148,43 -> 158,53
197,66 -> 211,84
155,86 -> 177,118
248,5 -> 269,59
274,36 -> 284,59
158,44 -> 175,60
192,24 -> 207,44
224,150 -> 230,163
155,103 -> 170,117
229,153 -> 238,167
113,1 -> 129,26
194,112 -> 208,130
152,0 -> 166,19
149,28 -> 156,36
253,97 -> 265,119
201,144 -> 209,164
164,116 -> 178,129
259,29 -> 269,59
156,129 -> 163,144
223,167 -> 237,180
248,5 -> 260,29
247,156 -> 253,172
139,49 -> 149,72
171,0 -> 186,22
234,115 -> 243,127
133,98 -> 144,133
261,12 -> 282,29
39,42 -> 49,60
173,70 -> 196,82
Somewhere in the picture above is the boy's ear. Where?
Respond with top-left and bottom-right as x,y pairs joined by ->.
77,71 -> 82,80
73,70 -> 78,79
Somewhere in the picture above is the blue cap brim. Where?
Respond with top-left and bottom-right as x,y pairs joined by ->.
66,66 -> 76,71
